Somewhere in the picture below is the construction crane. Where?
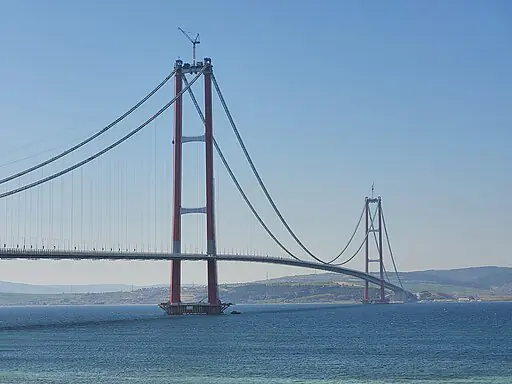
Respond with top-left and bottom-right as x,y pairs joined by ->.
178,27 -> 200,66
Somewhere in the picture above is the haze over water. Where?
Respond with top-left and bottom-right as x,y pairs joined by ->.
1,302 -> 511,383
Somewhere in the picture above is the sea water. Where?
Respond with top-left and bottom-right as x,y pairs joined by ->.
0,302 -> 511,383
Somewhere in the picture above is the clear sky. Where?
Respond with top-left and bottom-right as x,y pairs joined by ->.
0,0 -> 510,286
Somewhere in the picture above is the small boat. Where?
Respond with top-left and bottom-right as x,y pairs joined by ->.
230,310 -> 241,315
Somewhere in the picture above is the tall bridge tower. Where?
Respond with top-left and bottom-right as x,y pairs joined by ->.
363,196 -> 387,304
160,58 -> 231,315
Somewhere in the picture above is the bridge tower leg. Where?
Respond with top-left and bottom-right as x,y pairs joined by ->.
378,197 -> 385,302
204,58 -> 220,311
170,60 -> 183,305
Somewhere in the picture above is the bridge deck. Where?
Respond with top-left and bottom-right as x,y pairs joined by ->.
0,248 -> 415,301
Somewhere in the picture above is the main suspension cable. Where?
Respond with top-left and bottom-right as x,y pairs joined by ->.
0,68 -> 205,200
381,205 -> 403,289
332,204 -> 379,266
183,77 -> 303,261
0,148 -> 58,169
0,68 -> 177,185
212,74 -> 361,265
215,140 -> 303,261
324,203 -> 366,264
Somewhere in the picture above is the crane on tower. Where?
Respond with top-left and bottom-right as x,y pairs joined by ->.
178,27 -> 200,66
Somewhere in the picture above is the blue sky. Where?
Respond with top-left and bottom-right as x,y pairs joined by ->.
0,1 -> 510,285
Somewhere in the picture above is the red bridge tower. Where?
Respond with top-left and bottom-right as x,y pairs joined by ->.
159,58 -> 231,315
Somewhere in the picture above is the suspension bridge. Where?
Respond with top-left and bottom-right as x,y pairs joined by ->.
0,57 -> 415,315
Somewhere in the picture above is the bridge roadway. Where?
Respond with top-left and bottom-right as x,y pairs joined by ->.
0,248 -> 416,301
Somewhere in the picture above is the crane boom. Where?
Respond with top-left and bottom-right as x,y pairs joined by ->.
178,27 -> 200,66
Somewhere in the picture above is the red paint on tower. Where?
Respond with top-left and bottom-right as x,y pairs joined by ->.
378,198 -> 385,302
204,59 -> 219,305
170,62 -> 183,303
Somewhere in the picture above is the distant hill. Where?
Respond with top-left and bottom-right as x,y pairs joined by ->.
398,267 -> 512,290
259,266 -> 512,295
1,266 -> 511,305
220,282 -> 377,304
0,283 -> 376,306
0,281 -> 168,294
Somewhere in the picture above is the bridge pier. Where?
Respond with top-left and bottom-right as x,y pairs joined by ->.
159,302 -> 231,315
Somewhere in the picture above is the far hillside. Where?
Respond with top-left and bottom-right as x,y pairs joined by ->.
399,267 -> 512,290
1,266 -> 511,301
261,266 -> 512,295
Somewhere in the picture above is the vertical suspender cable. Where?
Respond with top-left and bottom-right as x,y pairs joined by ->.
80,166 -> 83,249
16,179 -> 20,246
3,187 -> 6,245
60,174 -> 64,248
116,160 -> 120,249
126,159 -> 129,250
115,160 -> 119,249
105,158 -> 108,249
41,170 -> 45,247
23,188 -> 27,246
89,175 -> 93,249
141,132 -> 145,250
49,179 -> 53,247
71,170 -> 74,248
95,168 -> 99,249
36,171 -> 40,246
109,160 -> 113,249
9,194 -> 12,246
154,121 -> 157,251
28,185 -> 32,246
139,152 -> 143,251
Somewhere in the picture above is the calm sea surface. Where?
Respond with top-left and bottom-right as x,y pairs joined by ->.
0,302 -> 511,383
